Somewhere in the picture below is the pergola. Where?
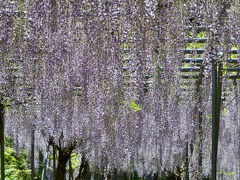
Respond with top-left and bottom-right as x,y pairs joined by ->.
1,2 -> 240,180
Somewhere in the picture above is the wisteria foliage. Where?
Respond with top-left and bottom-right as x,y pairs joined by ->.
1,0 -> 240,178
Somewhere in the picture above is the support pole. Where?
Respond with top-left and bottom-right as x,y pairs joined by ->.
31,130 -> 35,180
185,140 -> 189,180
198,89 -> 203,178
195,63 -> 204,179
233,80 -> 240,179
0,103 -> 5,180
212,61 -> 223,180
69,153 -> 72,180
212,60 -> 218,180
42,150 -> 48,180
53,146 -> 56,180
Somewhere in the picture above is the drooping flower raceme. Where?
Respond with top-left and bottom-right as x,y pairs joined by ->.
1,0 -> 240,178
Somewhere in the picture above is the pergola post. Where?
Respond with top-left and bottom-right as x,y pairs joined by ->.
31,129 -> 35,180
212,59 -> 218,180
0,102 -> 5,180
69,153 -> 73,180
198,87 -> 203,178
212,59 -> 222,180
53,146 -> 56,180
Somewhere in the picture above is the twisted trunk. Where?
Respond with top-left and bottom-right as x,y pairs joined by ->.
49,136 -> 76,180
75,154 -> 89,180
56,149 -> 71,180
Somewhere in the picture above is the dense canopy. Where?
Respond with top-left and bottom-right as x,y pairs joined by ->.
1,0 -> 240,179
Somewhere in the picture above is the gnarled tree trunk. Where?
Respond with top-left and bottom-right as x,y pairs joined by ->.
56,149 -> 72,180
49,136 -> 76,180
75,154 -> 90,180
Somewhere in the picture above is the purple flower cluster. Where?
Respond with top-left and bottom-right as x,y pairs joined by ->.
1,0 -> 240,178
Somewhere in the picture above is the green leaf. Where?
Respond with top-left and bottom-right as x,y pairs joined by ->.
223,108 -> 229,115
129,99 -> 142,112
